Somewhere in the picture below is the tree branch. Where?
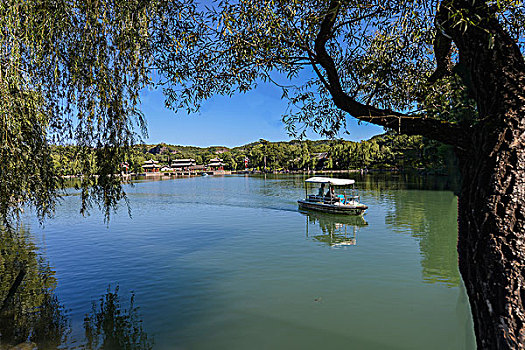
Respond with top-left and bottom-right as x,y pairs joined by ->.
313,0 -> 468,148
428,16 -> 453,84
331,8 -> 383,33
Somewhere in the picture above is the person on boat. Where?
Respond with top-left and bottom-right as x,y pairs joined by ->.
318,183 -> 325,197
326,186 -> 335,199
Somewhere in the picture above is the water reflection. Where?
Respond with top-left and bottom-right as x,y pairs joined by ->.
0,227 -> 152,350
385,190 -> 461,287
84,286 -> 153,350
301,211 -> 368,247
327,172 -> 460,194
0,227 -> 69,349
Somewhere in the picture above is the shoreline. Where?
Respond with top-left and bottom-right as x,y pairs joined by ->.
61,167 -> 449,180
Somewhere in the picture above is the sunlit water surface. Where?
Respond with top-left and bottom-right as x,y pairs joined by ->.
26,174 -> 475,349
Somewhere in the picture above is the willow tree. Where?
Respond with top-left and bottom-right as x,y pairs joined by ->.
0,0 -> 194,224
155,0 -> 525,348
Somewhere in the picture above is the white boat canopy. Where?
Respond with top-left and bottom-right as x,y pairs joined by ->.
305,177 -> 355,186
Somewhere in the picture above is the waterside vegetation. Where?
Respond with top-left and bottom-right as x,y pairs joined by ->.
51,133 -> 455,175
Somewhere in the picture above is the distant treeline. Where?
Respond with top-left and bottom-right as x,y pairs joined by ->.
50,132 -> 456,175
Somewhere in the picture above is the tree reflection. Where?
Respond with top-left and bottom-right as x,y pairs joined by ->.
84,286 -> 153,350
342,173 -> 461,287
356,172 -> 460,194
385,190 -> 461,287
0,227 -> 152,349
0,227 -> 69,349
301,210 -> 368,247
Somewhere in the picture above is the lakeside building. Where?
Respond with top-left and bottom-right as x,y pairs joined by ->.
171,158 -> 196,171
207,158 -> 225,171
191,164 -> 206,172
142,159 -> 161,173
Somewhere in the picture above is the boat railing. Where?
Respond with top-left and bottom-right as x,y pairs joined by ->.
307,194 -> 325,202
307,194 -> 344,205
307,191 -> 361,205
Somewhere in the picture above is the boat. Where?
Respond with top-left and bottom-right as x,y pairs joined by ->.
297,177 -> 368,215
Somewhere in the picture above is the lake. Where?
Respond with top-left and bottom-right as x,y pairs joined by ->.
12,173 -> 475,349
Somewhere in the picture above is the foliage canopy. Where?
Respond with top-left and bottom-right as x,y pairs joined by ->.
157,0 -> 524,139
0,0 -> 190,224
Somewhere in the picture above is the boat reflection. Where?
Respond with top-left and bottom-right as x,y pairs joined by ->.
300,210 -> 368,247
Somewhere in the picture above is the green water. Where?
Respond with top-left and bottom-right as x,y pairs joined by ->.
11,174 -> 474,349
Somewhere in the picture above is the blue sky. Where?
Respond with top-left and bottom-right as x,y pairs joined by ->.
140,81 -> 384,148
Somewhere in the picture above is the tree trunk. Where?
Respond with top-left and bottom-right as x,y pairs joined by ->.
457,123 -> 525,348
453,17 -> 525,346
435,1 -> 525,347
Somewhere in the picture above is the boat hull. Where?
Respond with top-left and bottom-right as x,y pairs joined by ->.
297,200 -> 367,215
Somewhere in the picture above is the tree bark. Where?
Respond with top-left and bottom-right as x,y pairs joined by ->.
457,123 -> 525,348
438,1 -> 525,347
